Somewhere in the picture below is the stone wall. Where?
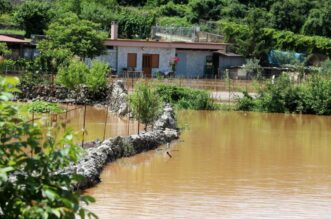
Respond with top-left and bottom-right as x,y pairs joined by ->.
63,104 -> 179,189
17,80 -> 130,116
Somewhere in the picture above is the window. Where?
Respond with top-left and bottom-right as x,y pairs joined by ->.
127,53 -> 137,67
151,54 -> 159,68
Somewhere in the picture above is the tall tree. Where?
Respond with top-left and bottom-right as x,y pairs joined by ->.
14,0 -> 53,37
42,13 -> 107,59
302,6 -> 331,37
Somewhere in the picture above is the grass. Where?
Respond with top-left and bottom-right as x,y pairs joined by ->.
0,29 -> 25,36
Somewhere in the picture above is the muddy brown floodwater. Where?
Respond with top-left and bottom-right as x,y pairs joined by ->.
86,111 -> 331,219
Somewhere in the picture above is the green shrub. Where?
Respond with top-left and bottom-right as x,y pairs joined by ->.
236,91 -> 255,111
236,74 -> 331,115
56,59 -> 88,90
155,84 -> 217,110
129,81 -> 162,131
86,60 -> 109,93
22,101 -> 64,113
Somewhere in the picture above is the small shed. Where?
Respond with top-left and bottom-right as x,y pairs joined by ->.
213,50 -> 246,78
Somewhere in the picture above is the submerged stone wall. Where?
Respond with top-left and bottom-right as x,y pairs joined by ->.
64,104 -> 178,189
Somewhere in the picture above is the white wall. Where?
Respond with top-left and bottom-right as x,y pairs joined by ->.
117,47 -> 176,76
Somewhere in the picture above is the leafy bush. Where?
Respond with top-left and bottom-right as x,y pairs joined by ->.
236,74 -> 331,115
129,81 -> 162,131
86,60 -> 109,93
236,91 -> 255,111
56,59 -> 89,90
23,101 -> 64,113
155,84 -> 217,110
0,77 -> 97,218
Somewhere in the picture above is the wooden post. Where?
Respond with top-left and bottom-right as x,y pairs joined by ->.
32,111 -> 35,125
81,104 -> 87,147
103,105 -> 109,141
64,103 -> 69,129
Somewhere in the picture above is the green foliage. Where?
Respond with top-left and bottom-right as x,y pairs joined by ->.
236,74 -> 331,115
0,42 -> 10,56
116,8 -> 156,39
56,59 -> 109,93
56,59 -> 89,90
45,13 -> 107,59
155,84 -> 217,110
270,0 -> 314,33
302,6 -> 331,37
14,0 -> 54,37
157,16 -> 191,27
188,0 -> 222,23
0,28 -> 25,36
86,60 -> 109,93
158,1 -> 187,17
22,101 -> 64,113
0,0 -> 11,14
236,91 -> 255,111
218,20 -> 331,58
80,1 -> 115,30
129,81 -> 162,129
0,77 -> 97,218
320,59 -> 331,76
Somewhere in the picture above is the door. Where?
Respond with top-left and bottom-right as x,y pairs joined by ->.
142,54 -> 152,77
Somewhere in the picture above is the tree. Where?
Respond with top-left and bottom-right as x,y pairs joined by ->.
116,8 -> 156,39
302,6 -> 331,37
270,0 -> 314,33
129,82 -> 162,132
80,1 -> 115,31
220,0 -> 247,19
0,77 -> 97,218
45,13 -> 107,59
188,0 -> 222,23
0,0 -> 11,13
232,8 -> 272,63
14,0 -> 53,37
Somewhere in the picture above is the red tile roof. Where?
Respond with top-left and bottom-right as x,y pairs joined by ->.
0,35 -> 29,44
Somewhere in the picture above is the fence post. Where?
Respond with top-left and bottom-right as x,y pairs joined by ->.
103,105 -> 109,141
64,103 -> 69,129
81,104 -> 87,147
32,111 -> 35,126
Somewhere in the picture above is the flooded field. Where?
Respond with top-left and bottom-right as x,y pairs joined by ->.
30,105 -> 138,143
86,111 -> 331,218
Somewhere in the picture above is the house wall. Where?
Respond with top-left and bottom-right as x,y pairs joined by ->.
117,46 -> 176,76
87,48 -> 117,70
176,50 -> 213,78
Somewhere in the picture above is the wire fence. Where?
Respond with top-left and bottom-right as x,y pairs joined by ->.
26,103 -> 138,148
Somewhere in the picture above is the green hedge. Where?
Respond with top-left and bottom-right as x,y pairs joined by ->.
155,84 -> 217,110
